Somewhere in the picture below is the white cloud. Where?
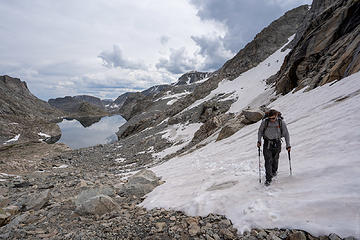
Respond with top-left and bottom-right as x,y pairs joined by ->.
98,45 -> 146,70
189,0 -> 311,62
156,47 -> 200,74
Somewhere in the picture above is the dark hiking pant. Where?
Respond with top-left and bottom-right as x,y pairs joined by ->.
263,138 -> 281,181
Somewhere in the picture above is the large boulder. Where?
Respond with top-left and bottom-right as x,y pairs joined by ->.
217,116 -> 245,141
217,110 -> 263,141
75,186 -> 119,216
75,195 -> 119,216
0,206 -> 20,227
242,109 -> 264,123
0,212 -> 10,227
25,189 -> 52,211
117,169 -> 161,198
192,113 -> 233,144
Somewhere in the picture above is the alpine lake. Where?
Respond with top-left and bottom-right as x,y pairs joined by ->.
57,115 -> 126,149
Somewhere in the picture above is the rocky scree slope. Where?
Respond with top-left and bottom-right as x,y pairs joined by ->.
0,75 -> 63,144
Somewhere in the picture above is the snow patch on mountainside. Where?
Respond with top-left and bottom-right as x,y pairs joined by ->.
38,132 -> 51,138
4,134 -> 20,144
153,122 -> 202,159
141,70 -> 360,237
157,91 -> 191,106
183,35 -> 294,114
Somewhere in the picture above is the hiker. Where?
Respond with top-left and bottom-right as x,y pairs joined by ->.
257,109 -> 291,186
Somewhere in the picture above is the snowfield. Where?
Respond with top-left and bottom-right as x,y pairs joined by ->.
153,122 -> 203,159
184,35 -> 295,113
141,40 -> 360,237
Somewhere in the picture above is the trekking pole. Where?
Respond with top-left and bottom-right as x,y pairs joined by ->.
288,151 -> 292,176
258,147 -> 261,183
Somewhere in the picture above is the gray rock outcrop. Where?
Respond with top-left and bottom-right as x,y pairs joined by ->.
24,189 -> 52,211
175,71 -> 210,86
275,0 -> 360,94
76,194 -> 119,216
192,113 -> 233,145
75,187 -> 119,216
117,169 -> 162,198
217,116 -> 246,141
49,95 -> 105,111
217,109 -> 264,141
242,109 -> 264,123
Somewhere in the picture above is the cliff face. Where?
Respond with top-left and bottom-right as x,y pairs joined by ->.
275,0 -> 360,94
0,75 -> 63,144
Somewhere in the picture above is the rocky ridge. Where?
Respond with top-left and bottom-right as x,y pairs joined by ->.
49,95 -> 109,117
175,71 -> 211,86
48,95 -> 114,127
110,71 -> 210,121
0,75 -> 64,144
48,95 -> 106,111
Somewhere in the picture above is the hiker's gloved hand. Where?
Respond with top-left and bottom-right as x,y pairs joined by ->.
287,146 -> 291,152
257,142 -> 261,148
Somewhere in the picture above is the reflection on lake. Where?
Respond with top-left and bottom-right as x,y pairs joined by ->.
57,115 -> 126,149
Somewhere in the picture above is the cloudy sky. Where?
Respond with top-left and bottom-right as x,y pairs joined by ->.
0,0 -> 311,100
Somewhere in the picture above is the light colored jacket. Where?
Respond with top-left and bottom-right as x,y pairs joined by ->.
258,118 -> 290,148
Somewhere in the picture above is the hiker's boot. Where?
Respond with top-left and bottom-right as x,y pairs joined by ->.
265,179 -> 271,186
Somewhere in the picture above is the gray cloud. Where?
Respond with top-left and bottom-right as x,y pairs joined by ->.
98,45 -> 146,70
190,0 -> 311,69
160,36 -> 170,45
156,47 -> 197,74
191,35 -> 233,71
